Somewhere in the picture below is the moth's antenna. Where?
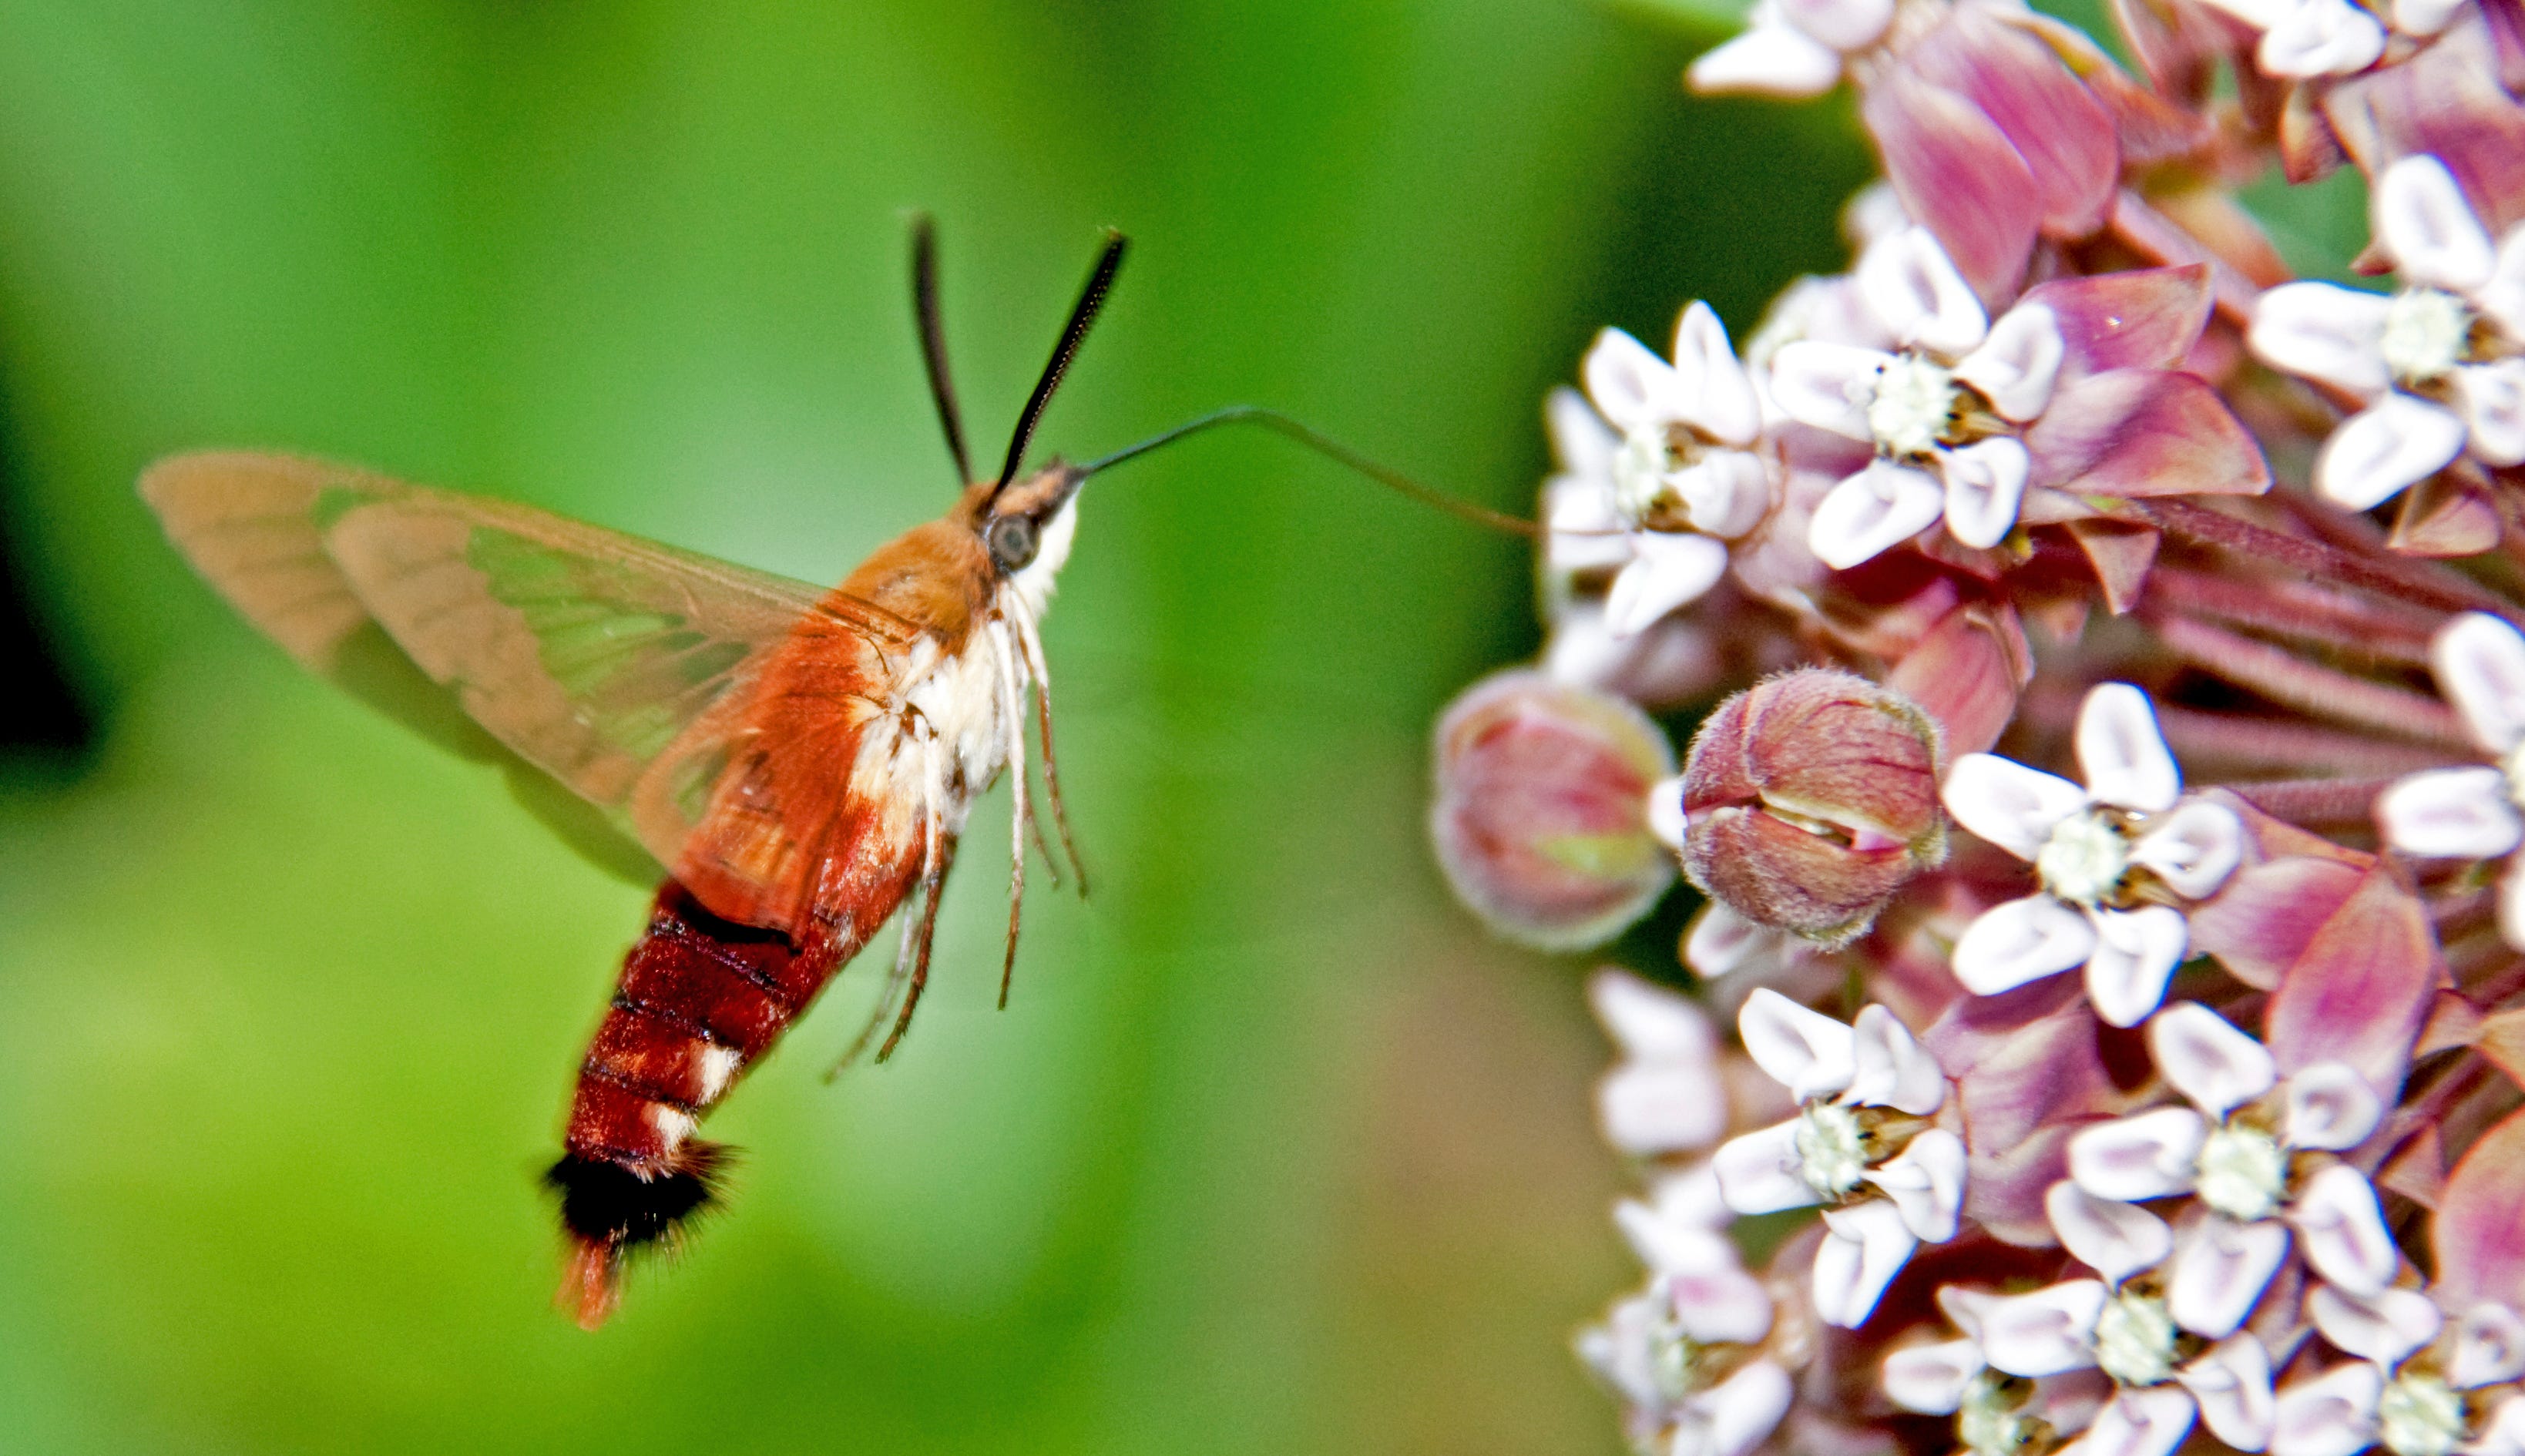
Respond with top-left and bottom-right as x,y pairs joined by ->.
909,213 -> 972,484
1079,404 -> 1540,538
996,231 -> 1128,494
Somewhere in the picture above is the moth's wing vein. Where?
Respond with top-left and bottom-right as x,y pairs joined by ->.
139,449 -> 902,894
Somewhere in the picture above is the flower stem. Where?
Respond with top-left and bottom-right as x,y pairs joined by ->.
2147,613 -> 2470,746
2130,498 -> 2514,621
2216,776 -> 2396,826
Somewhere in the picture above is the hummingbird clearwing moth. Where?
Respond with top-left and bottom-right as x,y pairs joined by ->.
143,219 -> 1120,1327
140,214 -> 1540,1329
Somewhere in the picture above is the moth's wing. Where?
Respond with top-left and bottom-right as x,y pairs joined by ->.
139,450 -> 910,884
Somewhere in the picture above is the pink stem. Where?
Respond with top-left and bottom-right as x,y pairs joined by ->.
2154,706 -> 2456,777
2216,776 -> 2396,825
2131,498 -> 2516,622
2150,567 -> 2437,666
2108,190 -> 2265,327
2149,614 -> 2471,746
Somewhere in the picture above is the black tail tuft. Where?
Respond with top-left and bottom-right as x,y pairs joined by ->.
544,1143 -> 730,1328
546,1143 -> 729,1250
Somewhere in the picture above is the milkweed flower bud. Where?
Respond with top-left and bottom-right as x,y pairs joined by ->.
1670,669 -> 1945,946
1432,669 -> 1679,950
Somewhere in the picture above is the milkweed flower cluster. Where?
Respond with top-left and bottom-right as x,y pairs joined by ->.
1425,0 -> 2525,1450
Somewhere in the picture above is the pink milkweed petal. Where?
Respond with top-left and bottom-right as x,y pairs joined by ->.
2456,359 -> 2525,466
2270,1362 -> 2383,1456
2022,266 -> 2214,380
2260,0 -> 2388,76
2169,1213 -> 2292,1338
1866,1127 -> 1967,1240
1953,894 -> 2097,995
2480,230 -> 2525,340
2305,1283 -> 2443,1367
1583,327 -> 1677,435
2131,800 -> 2245,898
1769,341 -> 1892,441
2435,1106 -> 2525,1318
2081,1387 -> 2201,1456
2186,853 -> 2370,992
1882,1338 -> 1986,1414
1855,226 -> 1990,355
1942,753 -> 2090,859
1601,1063 -> 1733,1157
1605,532 -> 1731,637
1740,987 -> 1860,1101
1546,385 -> 1620,479
1848,1004 -> 1946,1115
1615,1199 -> 1736,1280
1899,5 -> 2120,240
2178,1333 -> 2276,1452
1808,461 -> 1947,569
2433,612 -> 2525,755
2377,766 -> 2523,859
1647,775 -> 1687,854
1590,967 -> 1719,1062
1543,479 -> 1634,575
2281,1062 -> 2385,1151
1670,300 -> 1764,448
1684,902 -> 1792,978
1981,1279 -> 2110,1377
1670,1264 -> 1778,1347
1886,602 -> 2032,757
2292,1162 -> 2399,1296
1814,1199 -> 1919,1327
2085,904 -> 2189,1028
1672,449 -> 1774,539
2322,28 -> 2525,238
1927,978 -> 2123,1243
2079,682 -> 2181,811
1674,1360 -> 1795,1456
2393,0 -> 2466,34
2451,1301 -> 2525,1388
1862,70 -> 2042,307
2376,154 -> 2499,294
2263,865 -> 2438,1100
1715,1120 -> 1828,1215
1955,303 -> 2066,421
1689,19 -> 1845,97
2070,1106 -> 2209,1202
2048,1180 -> 2174,1284
1778,0 -> 1896,52
1939,436 -> 2030,549
2315,393 -> 2467,511
2248,281 -> 2394,396
2026,368 -> 2272,498
2150,1001 -> 2279,1118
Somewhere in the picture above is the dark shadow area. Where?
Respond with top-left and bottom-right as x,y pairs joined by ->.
0,399 -> 93,765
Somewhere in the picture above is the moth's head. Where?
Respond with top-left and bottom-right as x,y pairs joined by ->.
906,217 -> 1120,611
979,462 -> 1083,592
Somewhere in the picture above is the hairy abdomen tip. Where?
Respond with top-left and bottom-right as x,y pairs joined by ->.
544,1144 -> 729,1329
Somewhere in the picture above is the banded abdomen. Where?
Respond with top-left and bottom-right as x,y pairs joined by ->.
548,867 -> 918,1327
547,525 -> 1013,1327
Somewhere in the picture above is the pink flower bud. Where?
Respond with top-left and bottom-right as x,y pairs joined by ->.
1678,669 -> 1946,945
1431,669 -> 1677,950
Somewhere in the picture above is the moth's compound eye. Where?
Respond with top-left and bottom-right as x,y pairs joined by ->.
987,513 -> 1040,572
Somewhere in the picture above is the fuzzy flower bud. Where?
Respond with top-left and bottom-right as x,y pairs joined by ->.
1669,669 -> 1946,945
1432,669 -> 1679,950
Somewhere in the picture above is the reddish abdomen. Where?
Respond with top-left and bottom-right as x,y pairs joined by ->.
548,861 -> 916,1326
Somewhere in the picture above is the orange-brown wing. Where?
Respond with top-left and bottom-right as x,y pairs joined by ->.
139,450 -> 913,885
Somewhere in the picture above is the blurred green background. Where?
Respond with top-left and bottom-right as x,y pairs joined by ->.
0,3 -> 1865,1451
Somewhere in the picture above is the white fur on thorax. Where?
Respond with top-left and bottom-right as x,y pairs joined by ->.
855,491 -> 1079,841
